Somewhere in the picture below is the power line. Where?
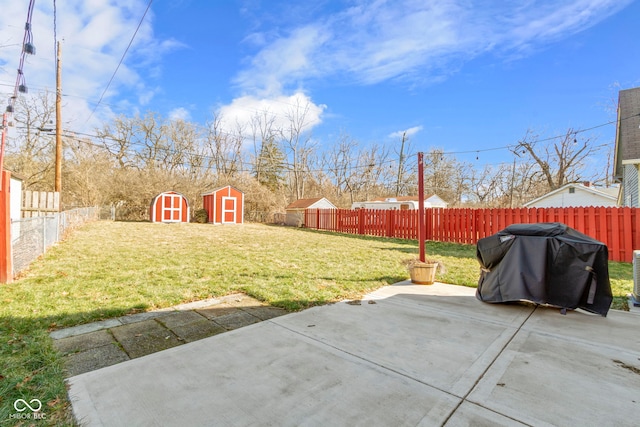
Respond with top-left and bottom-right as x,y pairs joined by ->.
433,112 -> 639,157
10,106 -> 631,175
9,100 -> 636,177
84,0 -> 153,124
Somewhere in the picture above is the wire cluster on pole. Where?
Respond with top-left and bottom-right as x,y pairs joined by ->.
2,0 -> 38,182
6,0 -> 37,113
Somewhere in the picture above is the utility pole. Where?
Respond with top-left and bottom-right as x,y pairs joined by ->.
54,41 -> 62,200
395,131 -> 407,197
509,157 -> 516,208
418,152 -> 425,263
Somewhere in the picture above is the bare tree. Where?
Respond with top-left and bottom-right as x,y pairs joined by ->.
165,118 -> 204,177
498,160 -> 547,207
421,148 -> 468,204
322,132 -> 357,201
5,92 -> 57,189
63,137 -> 113,207
355,143 -> 390,202
134,112 -> 170,171
96,114 -> 137,169
511,128 -> 604,191
203,114 -> 244,181
467,164 -> 509,206
280,99 -> 317,200
321,134 -> 390,205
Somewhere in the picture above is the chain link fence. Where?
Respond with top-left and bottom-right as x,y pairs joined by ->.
11,207 -> 100,276
245,211 -> 286,224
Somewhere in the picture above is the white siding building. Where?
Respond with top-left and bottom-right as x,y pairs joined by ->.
367,195 -> 448,209
285,197 -> 336,227
522,183 -> 619,208
613,87 -> 640,207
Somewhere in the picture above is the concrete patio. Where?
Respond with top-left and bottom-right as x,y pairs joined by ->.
65,282 -> 640,426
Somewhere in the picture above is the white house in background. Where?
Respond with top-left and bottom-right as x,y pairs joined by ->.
358,195 -> 448,209
352,200 -> 424,210
285,197 -> 336,227
522,183 -> 619,208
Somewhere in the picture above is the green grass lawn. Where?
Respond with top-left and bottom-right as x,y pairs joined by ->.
0,221 -> 634,424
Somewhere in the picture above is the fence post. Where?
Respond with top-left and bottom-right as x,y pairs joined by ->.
43,216 -> 48,254
0,170 -> 12,283
622,207 -> 633,262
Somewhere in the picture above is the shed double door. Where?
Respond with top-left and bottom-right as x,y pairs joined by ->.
162,193 -> 183,222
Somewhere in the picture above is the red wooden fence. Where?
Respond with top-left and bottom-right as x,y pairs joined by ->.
304,207 -> 640,262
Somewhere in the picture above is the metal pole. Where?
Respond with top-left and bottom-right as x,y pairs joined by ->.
509,157 -> 516,208
0,112 -> 7,190
418,152 -> 425,262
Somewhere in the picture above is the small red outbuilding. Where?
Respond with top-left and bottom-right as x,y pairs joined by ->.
150,191 -> 190,223
202,186 -> 244,224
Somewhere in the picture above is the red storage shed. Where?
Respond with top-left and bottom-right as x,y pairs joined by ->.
150,191 -> 190,223
202,186 -> 244,224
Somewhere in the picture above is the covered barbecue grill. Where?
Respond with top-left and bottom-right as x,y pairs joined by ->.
476,223 -> 612,316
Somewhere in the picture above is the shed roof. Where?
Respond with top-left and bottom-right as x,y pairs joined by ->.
286,197 -> 334,210
150,191 -> 190,207
202,185 -> 244,196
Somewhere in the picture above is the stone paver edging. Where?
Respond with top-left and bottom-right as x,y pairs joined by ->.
50,294 -> 288,377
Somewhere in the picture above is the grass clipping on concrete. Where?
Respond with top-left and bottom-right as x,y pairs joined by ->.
0,220 -> 633,424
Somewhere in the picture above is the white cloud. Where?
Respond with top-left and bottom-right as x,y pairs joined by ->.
389,126 -> 424,139
222,0 -> 631,137
233,25 -> 330,97
168,107 -> 191,122
216,92 -> 326,137
234,0 -> 632,92
0,0 -> 181,132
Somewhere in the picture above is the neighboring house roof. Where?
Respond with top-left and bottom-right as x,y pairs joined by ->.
285,197 -> 336,210
522,183 -> 619,208
614,86 -> 640,179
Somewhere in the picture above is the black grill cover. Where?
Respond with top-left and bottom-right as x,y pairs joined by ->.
476,223 -> 612,316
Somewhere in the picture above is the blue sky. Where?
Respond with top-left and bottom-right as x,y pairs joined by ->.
1,0 -> 639,168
